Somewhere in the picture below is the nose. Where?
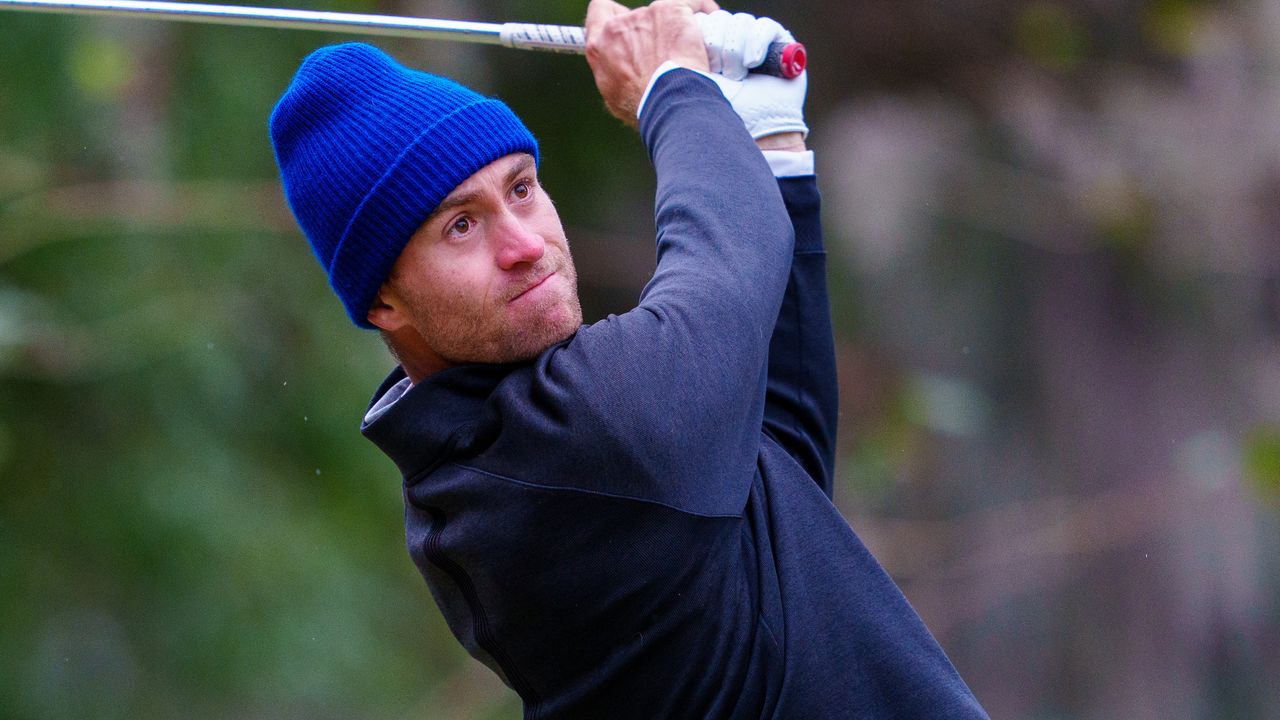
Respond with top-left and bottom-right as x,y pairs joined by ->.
493,211 -> 546,270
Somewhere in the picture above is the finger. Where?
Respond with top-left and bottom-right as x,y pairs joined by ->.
585,0 -> 628,38
742,16 -> 786,70
721,12 -> 755,80
695,10 -> 730,75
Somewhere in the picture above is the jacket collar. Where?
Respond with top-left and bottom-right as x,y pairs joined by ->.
360,363 -> 513,479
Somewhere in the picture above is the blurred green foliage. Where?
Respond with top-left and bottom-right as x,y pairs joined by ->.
1246,426 -> 1280,502
1015,2 -> 1090,71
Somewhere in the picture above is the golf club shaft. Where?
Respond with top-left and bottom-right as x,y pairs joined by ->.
0,0 -> 806,76
0,0 -> 582,52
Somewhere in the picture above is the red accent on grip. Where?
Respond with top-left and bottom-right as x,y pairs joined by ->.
755,41 -> 808,79
780,42 -> 806,79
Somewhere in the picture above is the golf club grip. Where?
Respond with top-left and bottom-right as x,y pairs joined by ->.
501,24 -> 806,79
759,41 -> 806,79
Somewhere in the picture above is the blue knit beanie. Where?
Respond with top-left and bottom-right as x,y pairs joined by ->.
269,43 -> 539,328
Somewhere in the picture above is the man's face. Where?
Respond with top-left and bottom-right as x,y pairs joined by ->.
374,153 -> 583,368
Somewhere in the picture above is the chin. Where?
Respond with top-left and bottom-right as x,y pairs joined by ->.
503,314 -> 582,363
424,291 -> 583,367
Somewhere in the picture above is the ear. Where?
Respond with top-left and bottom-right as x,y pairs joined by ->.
366,285 -> 412,332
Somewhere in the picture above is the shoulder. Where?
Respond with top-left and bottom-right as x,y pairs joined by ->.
446,345 -> 758,517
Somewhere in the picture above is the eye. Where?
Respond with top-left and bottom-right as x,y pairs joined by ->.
448,216 -> 473,237
512,180 -> 532,200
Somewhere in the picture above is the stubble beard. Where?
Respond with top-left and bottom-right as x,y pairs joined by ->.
404,251 -> 583,366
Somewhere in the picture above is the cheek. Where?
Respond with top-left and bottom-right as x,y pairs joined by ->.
538,215 -> 571,255
531,195 -> 566,233
401,250 -> 496,314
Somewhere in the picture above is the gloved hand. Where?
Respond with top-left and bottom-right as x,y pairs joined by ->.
694,10 -> 791,81
701,69 -> 808,140
693,11 -> 808,139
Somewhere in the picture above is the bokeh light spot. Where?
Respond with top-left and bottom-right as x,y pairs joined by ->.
67,35 -> 135,100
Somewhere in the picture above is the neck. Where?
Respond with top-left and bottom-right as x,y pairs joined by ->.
382,327 -> 451,384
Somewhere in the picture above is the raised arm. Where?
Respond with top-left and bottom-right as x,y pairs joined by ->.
689,13 -> 839,496
762,170 -> 839,497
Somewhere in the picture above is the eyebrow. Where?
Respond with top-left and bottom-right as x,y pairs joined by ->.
426,155 -> 536,224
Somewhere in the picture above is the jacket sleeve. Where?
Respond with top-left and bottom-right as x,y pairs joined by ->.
761,176 -> 840,498
474,69 -> 794,516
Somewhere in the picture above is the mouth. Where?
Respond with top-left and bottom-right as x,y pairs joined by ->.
509,271 -> 555,303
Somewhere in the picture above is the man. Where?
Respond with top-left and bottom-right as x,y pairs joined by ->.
270,0 -> 989,716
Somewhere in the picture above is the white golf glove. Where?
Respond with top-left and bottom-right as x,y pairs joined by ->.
695,10 -> 792,81
694,11 -> 809,139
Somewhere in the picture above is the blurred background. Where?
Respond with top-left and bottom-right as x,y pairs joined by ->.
1,0 -> 1278,717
